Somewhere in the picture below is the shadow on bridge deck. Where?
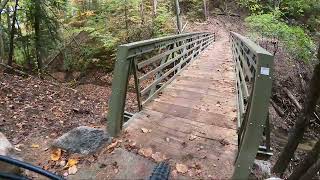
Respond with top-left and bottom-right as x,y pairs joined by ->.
124,35 -> 237,179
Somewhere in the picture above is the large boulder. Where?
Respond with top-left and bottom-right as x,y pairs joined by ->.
0,132 -> 22,174
52,126 -> 110,154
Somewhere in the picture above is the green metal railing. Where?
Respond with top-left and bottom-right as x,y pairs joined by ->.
231,32 -> 274,180
107,32 -> 215,137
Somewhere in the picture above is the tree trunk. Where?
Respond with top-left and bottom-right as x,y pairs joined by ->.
272,42 -> 320,176
287,140 -> 320,180
152,0 -> 157,17
299,158 -> 320,180
140,0 -> 145,25
124,0 -> 129,42
34,0 -> 43,70
174,0 -> 182,33
203,0 -> 208,20
0,28 -> 4,63
7,0 -> 19,67
6,7 -> 10,31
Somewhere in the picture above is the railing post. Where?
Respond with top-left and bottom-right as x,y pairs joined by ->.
232,53 -> 274,179
107,46 -> 131,137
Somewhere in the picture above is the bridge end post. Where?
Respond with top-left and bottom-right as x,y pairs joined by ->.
232,53 -> 274,180
107,46 -> 130,137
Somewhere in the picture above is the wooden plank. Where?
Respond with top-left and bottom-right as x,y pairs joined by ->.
161,88 -> 234,102
146,101 -> 236,129
153,96 -> 236,117
125,110 -> 237,179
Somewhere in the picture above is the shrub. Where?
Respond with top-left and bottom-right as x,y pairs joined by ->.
245,13 -> 316,61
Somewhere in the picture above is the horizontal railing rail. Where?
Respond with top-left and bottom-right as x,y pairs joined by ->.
107,32 -> 215,137
231,32 -> 274,180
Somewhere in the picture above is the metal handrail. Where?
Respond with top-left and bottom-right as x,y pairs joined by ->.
107,32 -> 215,136
231,32 -> 274,180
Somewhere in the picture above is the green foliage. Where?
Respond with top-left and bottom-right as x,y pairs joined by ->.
238,0 -> 320,32
60,0 -> 175,72
182,0 -> 205,19
0,0 -> 67,70
246,13 -> 316,61
237,0 -> 263,14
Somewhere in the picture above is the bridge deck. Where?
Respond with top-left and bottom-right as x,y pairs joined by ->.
125,35 -> 237,178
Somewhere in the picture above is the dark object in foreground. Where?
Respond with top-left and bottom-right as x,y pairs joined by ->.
0,155 -> 64,180
149,162 -> 171,180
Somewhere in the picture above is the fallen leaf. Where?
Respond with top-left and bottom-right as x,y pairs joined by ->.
42,165 -> 49,170
138,147 -> 153,158
189,135 -> 197,141
14,146 -> 22,152
219,139 -> 230,146
107,141 -> 118,152
216,101 -> 221,106
51,148 -> 62,161
141,128 -> 152,133
31,144 -> 40,148
176,163 -> 188,174
68,165 -> 78,175
59,160 -> 66,167
114,168 -> 119,174
65,159 -> 78,168
151,152 -> 167,162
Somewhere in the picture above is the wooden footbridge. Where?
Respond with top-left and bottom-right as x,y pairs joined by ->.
107,31 -> 274,179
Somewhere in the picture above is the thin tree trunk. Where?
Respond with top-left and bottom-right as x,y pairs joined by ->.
273,42 -> 320,176
140,0 -> 145,25
299,158 -> 320,180
287,140 -> 320,180
6,7 -> 10,31
34,0 -> 43,70
0,27 -> 4,62
124,0 -> 129,42
175,0 -> 182,33
151,0 -> 157,37
7,0 -> 19,67
203,0 -> 208,20
152,0 -> 157,17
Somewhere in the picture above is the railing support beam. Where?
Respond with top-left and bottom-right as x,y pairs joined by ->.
232,53 -> 274,179
107,46 -> 131,137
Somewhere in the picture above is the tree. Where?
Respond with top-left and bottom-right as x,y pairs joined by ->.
33,0 -> 43,70
273,41 -> 320,176
8,0 -> 19,67
152,0 -> 157,16
299,158 -> 320,180
174,0 -> 182,33
288,139 -> 320,180
203,0 -> 208,20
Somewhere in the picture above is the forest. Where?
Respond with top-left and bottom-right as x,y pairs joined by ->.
0,0 -> 320,179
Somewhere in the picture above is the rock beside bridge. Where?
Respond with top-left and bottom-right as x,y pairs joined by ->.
253,159 -> 272,177
52,126 -> 110,154
0,132 -> 22,174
